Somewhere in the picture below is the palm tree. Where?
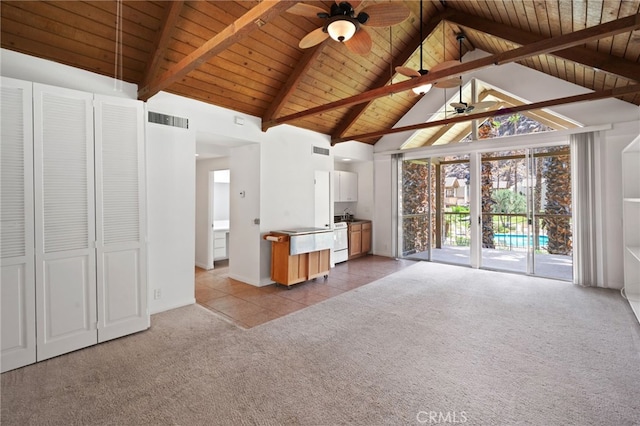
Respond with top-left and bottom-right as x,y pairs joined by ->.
542,150 -> 572,255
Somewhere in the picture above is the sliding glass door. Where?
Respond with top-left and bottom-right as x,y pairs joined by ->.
399,145 -> 572,281
478,146 -> 572,280
479,150 -> 529,274
529,146 -> 573,280
400,155 -> 471,266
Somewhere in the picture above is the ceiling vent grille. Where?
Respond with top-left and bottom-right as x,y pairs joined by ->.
148,111 -> 189,129
313,146 -> 330,156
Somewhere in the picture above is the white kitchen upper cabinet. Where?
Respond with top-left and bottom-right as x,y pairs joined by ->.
1,77 -> 36,372
334,171 -> 358,202
33,83 -> 97,361
94,95 -> 148,342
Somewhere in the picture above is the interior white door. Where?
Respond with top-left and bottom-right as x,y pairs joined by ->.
1,77 -> 36,372
94,95 -> 149,343
33,83 -> 97,361
314,170 -> 331,229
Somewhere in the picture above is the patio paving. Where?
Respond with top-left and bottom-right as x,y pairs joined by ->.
406,245 -> 573,281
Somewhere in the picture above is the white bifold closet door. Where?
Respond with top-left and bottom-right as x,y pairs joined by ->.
33,83 -> 97,361
94,95 -> 148,342
1,77 -> 36,372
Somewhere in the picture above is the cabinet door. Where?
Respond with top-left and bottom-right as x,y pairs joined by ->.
94,95 -> 149,343
342,171 -> 358,202
349,224 -> 362,257
362,222 -> 371,254
1,78 -> 36,372
333,171 -> 342,202
33,84 -> 97,361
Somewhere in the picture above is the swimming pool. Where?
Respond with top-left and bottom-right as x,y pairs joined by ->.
493,233 -> 549,248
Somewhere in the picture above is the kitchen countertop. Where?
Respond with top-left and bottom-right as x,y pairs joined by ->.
273,227 -> 332,236
335,219 -> 371,224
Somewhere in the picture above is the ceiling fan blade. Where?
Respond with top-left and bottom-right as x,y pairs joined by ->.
450,102 -> 467,109
430,60 -> 463,88
470,101 -> 497,112
359,3 -> 410,27
287,3 -> 327,18
344,29 -> 372,55
395,66 -> 421,78
337,0 -> 363,8
299,27 -> 329,49
433,78 -> 463,89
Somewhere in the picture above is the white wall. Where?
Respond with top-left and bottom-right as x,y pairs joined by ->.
145,93 -> 336,286
145,121 -> 196,313
195,157 -> 230,269
229,144 -> 262,285
258,125 -> 333,285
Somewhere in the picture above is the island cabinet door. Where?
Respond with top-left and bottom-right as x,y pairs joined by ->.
308,249 -> 330,279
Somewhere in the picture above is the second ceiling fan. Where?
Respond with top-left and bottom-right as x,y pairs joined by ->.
395,1 -> 462,91
287,1 -> 410,55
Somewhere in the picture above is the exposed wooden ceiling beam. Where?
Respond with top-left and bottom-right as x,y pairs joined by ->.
331,83 -> 640,144
447,10 -> 640,83
138,0 -> 291,101
263,13 -> 640,132
330,11 -> 455,140
140,1 -> 184,89
480,89 -> 578,130
261,44 -> 325,130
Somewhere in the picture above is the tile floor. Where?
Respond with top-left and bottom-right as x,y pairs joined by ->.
195,255 -> 416,328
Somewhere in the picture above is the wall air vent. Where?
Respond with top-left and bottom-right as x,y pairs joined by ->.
313,146 -> 330,156
148,111 -> 189,129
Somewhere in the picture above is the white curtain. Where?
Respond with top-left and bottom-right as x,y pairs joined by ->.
571,132 -> 599,286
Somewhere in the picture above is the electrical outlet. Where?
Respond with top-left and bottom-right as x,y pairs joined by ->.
153,289 -> 161,300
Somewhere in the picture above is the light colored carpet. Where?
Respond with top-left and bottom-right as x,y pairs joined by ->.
2,262 -> 640,425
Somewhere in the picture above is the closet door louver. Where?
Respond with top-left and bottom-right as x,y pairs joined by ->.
33,83 -> 97,361
0,78 -> 36,372
94,95 -> 148,342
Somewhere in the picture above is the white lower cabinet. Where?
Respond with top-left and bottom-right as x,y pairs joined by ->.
0,78 -> 148,372
214,231 -> 229,260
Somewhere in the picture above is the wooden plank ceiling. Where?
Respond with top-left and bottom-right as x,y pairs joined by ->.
2,1 -> 639,146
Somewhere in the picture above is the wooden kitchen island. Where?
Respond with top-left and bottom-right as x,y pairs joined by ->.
264,228 -> 332,288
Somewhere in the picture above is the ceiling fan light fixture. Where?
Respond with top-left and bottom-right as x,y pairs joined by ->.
412,83 -> 433,95
326,17 -> 357,42
412,69 -> 431,95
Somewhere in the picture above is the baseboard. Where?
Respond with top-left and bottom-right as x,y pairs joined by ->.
628,297 -> 640,324
227,272 -> 271,287
150,298 -> 196,315
195,261 -> 211,270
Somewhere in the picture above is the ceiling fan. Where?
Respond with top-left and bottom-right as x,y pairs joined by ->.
287,1 -> 410,55
395,12 -> 462,90
449,34 -> 496,114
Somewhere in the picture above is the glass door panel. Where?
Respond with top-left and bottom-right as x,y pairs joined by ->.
480,150 -> 529,274
400,159 -> 432,260
530,146 -> 573,280
431,156 -> 471,266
